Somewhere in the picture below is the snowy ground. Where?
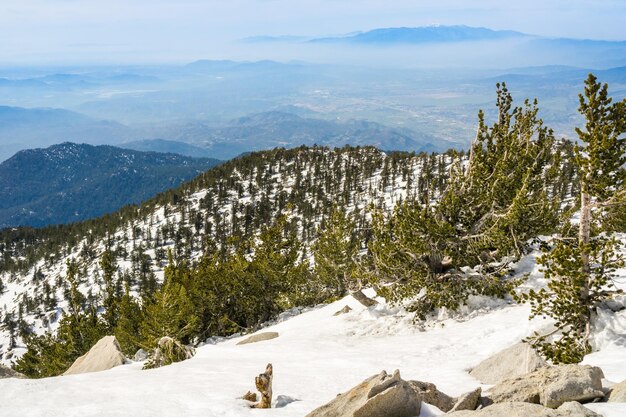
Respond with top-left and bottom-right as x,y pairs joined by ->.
2,251 -> 626,417
1,293 -> 625,417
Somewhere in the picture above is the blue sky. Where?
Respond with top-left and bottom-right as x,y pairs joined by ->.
3,0 -> 626,64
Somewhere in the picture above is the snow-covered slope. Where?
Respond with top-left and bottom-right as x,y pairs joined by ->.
0,147 -> 459,363
2,253 -> 625,417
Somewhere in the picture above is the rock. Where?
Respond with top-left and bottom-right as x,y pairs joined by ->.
0,364 -> 24,379
274,395 -> 299,408
143,337 -> 195,370
305,370 -> 421,417
333,305 -> 353,316
486,364 -> 605,408
444,401 -> 601,416
64,335 -> 126,376
133,348 -> 149,362
608,379 -> 626,402
450,388 -> 481,412
470,343 -> 547,384
237,332 -> 279,345
408,380 -> 455,412
555,401 -> 602,416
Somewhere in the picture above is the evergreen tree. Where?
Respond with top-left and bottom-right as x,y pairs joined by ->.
139,257 -> 199,348
100,249 -> 120,330
114,282 -> 142,355
367,84 -> 560,318
521,74 -> 626,363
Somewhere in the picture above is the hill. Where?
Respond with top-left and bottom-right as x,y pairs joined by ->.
0,106 -> 133,162
146,111 -> 451,160
119,139 -> 216,158
0,142 -> 221,228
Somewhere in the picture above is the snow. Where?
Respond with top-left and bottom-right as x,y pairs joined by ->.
2,276 -> 625,416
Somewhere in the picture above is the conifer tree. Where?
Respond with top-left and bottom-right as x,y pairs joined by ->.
521,74 -> 626,363
140,257 -> 199,348
114,282 -> 142,355
368,84 -> 560,318
100,249 -> 120,330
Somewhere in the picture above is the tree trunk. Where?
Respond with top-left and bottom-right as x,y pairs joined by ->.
351,289 -> 378,307
578,182 -> 592,334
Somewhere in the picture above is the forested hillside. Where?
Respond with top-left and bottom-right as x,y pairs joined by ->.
0,142 -> 221,227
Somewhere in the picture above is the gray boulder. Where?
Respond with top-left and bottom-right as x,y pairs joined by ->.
305,370 -> 421,417
408,380 -> 455,412
470,343 -> 546,384
0,364 -> 24,379
608,379 -> 626,402
486,364 -> 605,408
64,336 -> 126,376
450,388 -> 481,412
133,348 -> 149,362
237,332 -> 279,345
445,401 -> 601,417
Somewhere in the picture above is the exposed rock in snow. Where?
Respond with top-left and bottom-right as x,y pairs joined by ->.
305,369 -> 421,417
237,331 -> 279,345
333,305 -> 353,316
0,364 -> 23,379
608,379 -> 626,402
133,348 -> 149,362
486,364 -> 605,408
469,342 -> 546,384
63,336 -> 126,376
449,387 -> 481,412
444,401 -> 601,416
408,380 -> 455,412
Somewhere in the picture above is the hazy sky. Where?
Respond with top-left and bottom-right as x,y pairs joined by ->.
3,0 -> 626,64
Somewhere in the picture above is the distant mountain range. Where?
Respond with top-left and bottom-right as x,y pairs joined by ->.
310,26 -> 527,44
142,111 -> 453,159
243,25 -> 528,44
0,143 -> 221,228
0,106 -> 132,162
119,139 -> 216,158
244,25 -> 626,48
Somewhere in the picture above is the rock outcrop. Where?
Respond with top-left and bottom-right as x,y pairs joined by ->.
444,401 -> 601,417
0,364 -> 24,379
449,388 -> 481,412
64,336 -> 126,376
333,305 -> 353,316
305,370 -> 421,417
608,379 -> 626,402
470,343 -> 546,384
237,332 -> 279,345
408,380 -> 455,412
485,364 -> 605,408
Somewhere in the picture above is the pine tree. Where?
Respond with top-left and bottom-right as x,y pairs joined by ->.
140,258 -> 199,348
114,282 -> 142,355
521,74 -> 626,363
312,207 -> 359,300
367,84 -> 559,318
100,249 -> 120,330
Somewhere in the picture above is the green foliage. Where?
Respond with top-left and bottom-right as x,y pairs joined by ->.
520,237 -> 624,363
14,261 -> 107,378
520,74 -> 626,363
114,283 -> 142,355
366,84 -> 560,318
312,207 -> 359,300
140,258 -> 200,348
